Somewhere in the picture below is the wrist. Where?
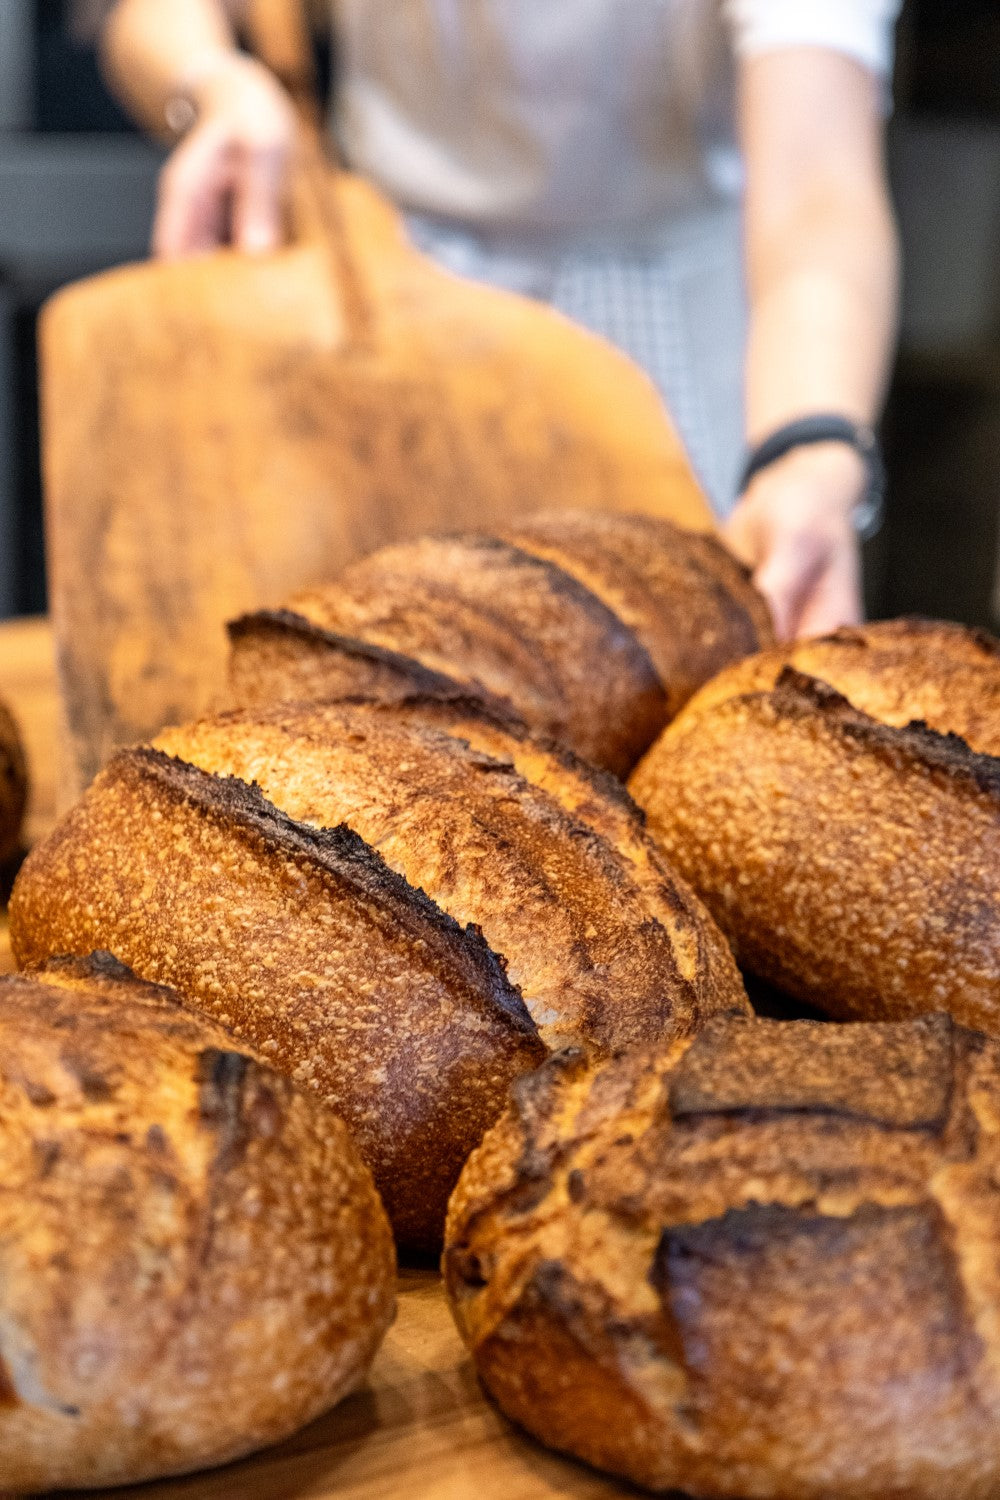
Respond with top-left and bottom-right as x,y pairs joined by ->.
745,442 -> 867,516
165,51 -> 285,137
738,414 -> 885,540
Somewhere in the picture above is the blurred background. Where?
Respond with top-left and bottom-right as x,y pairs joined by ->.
0,0 -> 998,626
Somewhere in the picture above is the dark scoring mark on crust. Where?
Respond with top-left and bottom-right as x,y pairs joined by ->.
227,607 -> 517,713
768,668 -> 1000,801
339,690 -> 646,823
810,616 -> 1000,658
669,1012 -> 955,1132
38,951 -> 189,1012
197,1047 -> 253,1171
442,532 -> 665,699
116,747 -> 539,1039
650,1199 -> 984,1400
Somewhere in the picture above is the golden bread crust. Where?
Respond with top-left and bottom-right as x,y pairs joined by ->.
227,607 -> 514,720
10,748 -> 541,1251
280,533 -> 666,773
227,513 -> 775,774
11,706 -> 744,1246
631,622 -> 1000,1030
0,696 -> 27,864
503,509 -> 774,717
445,1012 -> 1000,1499
0,954 -> 395,1492
680,617 -> 1000,753
152,702 -> 748,1052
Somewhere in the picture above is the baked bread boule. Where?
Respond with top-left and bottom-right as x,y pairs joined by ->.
445,1010 -> 1000,1500
228,510 -> 774,775
0,952 -> 395,1493
629,619 -> 1000,1032
0,695 -> 27,865
10,698 -> 747,1250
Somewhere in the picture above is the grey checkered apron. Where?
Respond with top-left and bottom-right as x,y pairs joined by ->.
406,200 -> 747,517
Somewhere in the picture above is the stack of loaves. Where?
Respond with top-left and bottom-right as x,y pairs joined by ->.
10,511 -> 767,1254
9,504 -> 1000,1497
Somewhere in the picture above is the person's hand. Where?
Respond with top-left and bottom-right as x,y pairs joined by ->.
153,52 -> 296,260
724,443 -> 866,641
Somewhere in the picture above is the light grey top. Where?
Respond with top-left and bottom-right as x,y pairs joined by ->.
333,0 -> 901,244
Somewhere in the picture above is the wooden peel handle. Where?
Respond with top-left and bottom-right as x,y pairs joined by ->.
243,0 -> 319,122
244,0 -> 373,344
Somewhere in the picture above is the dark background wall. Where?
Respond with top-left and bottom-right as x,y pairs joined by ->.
1,0 -> 999,626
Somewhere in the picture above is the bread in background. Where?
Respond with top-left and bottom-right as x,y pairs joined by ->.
0,952 -> 395,1493
9,697 -> 748,1250
630,619 -> 1000,1032
228,511 -> 774,776
446,1010 -> 1000,1500
0,696 -> 27,865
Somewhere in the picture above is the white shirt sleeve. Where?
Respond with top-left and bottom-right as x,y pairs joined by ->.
723,0 -> 903,78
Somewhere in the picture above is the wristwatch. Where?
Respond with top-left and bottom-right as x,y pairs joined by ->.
737,414 -> 886,542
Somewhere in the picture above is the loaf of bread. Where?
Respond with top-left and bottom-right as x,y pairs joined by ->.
228,510 -> 774,775
0,695 -> 27,864
9,696 -> 748,1250
446,1010 -> 1000,1500
0,952 -> 395,1492
629,619 -> 1000,1032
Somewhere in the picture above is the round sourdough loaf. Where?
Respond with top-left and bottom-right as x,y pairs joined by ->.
445,1010 -> 1000,1500
0,952 -> 395,1493
629,619 -> 1000,1032
9,696 -> 748,1251
227,510 -> 773,776
0,695 -> 27,864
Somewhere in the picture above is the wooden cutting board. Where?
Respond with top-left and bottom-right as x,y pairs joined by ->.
40,6 -> 710,803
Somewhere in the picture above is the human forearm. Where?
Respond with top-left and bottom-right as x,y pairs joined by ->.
726,48 -> 900,639
744,182 -> 899,445
100,0 -> 295,257
101,0 -> 248,138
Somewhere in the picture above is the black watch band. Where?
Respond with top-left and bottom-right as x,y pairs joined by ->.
737,413 -> 886,541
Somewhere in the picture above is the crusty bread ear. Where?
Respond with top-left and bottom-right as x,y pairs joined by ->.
0,954 -> 395,1493
0,697 -> 27,864
501,508 -> 774,719
445,1010 -> 1000,1500
630,620 -> 1000,1032
10,698 -> 747,1250
228,510 -> 774,775
672,616 -> 1000,752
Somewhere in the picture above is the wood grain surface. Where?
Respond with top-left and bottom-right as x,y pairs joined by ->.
41,146 -> 710,806
0,618 -> 642,1498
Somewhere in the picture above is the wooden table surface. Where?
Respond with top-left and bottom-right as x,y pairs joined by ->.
0,617 -> 639,1500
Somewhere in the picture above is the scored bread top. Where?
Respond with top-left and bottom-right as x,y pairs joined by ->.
9,750 -> 547,1250
676,617 -> 1000,754
630,666 -> 1000,1031
444,1011 -> 1000,1499
502,509 -> 774,717
0,953 -> 395,1491
154,700 -> 748,1053
281,533 -> 666,774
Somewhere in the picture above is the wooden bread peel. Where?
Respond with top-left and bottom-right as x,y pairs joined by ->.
39,0 -> 711,802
